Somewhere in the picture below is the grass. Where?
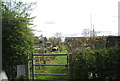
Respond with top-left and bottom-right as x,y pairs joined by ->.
33,45 -> 68,80
34,56 -> 68,80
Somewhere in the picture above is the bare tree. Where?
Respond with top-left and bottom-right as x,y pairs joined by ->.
54,32 -> 63,38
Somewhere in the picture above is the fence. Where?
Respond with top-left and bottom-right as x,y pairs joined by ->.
32,53 -> 73,81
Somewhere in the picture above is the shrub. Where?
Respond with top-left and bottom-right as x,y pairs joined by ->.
2,1 -> 36,79
72,47 -> 120,80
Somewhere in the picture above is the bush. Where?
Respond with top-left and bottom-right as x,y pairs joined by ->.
72,47 -> 120,80
2,1 -> 36,79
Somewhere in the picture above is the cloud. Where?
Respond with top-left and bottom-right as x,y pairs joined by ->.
44,21 -> 56,24
64,33 -> 82,37
112,16 -> 118,18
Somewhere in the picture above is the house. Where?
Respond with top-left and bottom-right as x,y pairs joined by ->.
46,42 -> 58,51
46,42 -> 53,47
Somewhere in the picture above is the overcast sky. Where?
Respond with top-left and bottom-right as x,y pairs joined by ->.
20,0 -> 119,37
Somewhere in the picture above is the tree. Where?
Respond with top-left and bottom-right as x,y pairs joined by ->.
48,37 -> 56,44
53,32 -> 63,44
2,1 -> 36,79
34,36 -> 40,45
54,32 -> 63,38
44,37 -> 47,42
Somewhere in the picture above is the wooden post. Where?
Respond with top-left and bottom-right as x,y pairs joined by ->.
26,56 -> 30,80
32,54 -> 34,81
67,53 -> 69,79
69,53 -> 73,79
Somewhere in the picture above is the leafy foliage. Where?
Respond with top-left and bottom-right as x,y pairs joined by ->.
72,47 -> 120,80
2,1 -> 36,79
49,36 -> 61,44
66,36 -> 106,52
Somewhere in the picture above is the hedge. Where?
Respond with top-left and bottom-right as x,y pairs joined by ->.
72,47 -> 120,80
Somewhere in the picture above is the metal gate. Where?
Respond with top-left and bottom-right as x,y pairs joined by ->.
31,53 -> 73,81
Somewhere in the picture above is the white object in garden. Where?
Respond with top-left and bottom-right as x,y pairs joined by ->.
17,65 -> 26,77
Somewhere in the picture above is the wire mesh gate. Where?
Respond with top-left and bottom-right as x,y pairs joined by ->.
32,53 -> 73,81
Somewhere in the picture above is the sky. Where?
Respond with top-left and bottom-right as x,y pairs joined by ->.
20,0 -> 120,38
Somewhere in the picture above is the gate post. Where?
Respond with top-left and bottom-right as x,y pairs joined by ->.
69,53 -> 73,79
32,53 -> 34,81
26,56 -> 30,80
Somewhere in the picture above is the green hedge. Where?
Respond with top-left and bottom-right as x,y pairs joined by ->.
72,47 -> 120,80
2,1 -> 35,79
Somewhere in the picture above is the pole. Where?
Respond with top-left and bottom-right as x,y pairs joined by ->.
32,53 -> 34,81
69,53 -> 73,79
